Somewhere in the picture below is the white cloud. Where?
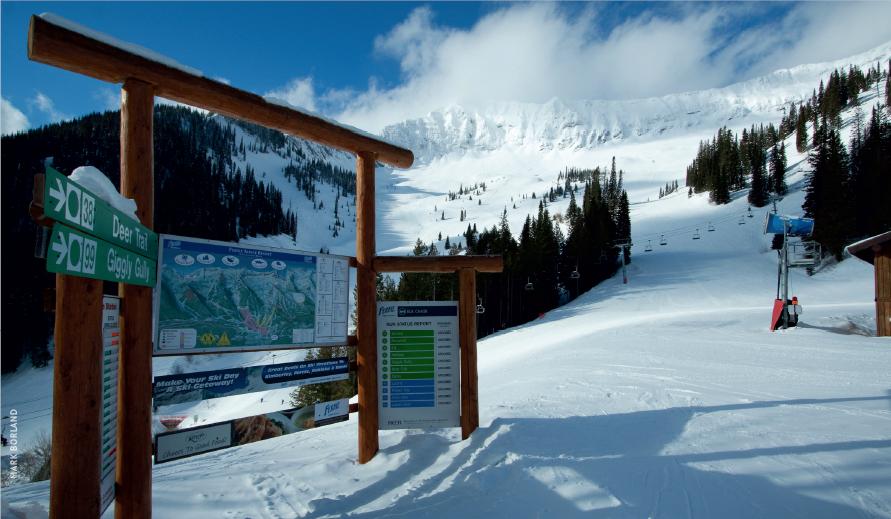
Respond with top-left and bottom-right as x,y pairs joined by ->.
265,77 -> 318,112
1,98 -> 30,135
374,6 -> 448,78
743,2 -> 891,77
330,3 -> 891,132
30,91 -> 68,122
94,88 -> 120,111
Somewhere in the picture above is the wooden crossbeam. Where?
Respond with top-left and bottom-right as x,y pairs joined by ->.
27,15 -> 413,169
373,255 -> 504,273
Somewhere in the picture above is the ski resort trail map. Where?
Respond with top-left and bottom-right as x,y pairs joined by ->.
154,236 -> 348,354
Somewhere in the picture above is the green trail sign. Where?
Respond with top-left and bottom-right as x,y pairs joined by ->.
44,166 -> 158,259
47,223 -> 156,287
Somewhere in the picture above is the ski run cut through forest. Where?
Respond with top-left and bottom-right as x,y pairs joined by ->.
2,29 -> 891,519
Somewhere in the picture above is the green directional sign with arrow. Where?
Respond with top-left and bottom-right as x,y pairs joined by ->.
47,223 -> 156,287
44,166 -> 158,259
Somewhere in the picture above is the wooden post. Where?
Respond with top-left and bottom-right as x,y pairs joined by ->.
458,268 -> 479,439
116,78 -> 154,519
876,247 -> 891,337
356,151 -> 378,463
49,275 -> 103,517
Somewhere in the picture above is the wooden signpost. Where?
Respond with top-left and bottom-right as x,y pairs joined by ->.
27,12 -> 501,518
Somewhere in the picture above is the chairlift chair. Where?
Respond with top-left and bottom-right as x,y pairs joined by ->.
738,216 -> 746,225
659,234 -> 667,246
645,240 -> 653,252
747,207 -> 754,218
692,229 -> 701,240
707,222 -> 715,232
525,277 -> 534,291
570,268 -> 580,279
476,297 -> 485,315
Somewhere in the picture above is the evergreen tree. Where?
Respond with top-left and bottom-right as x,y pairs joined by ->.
617,191 -> 631,264
804,116 -> 852,258
796,109 -> 809,153
770,142 -> 787,196
748,143 -> 769,207
769,141 -> 788,196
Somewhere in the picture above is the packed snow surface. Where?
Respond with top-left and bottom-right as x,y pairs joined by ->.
5,143 -> 890,517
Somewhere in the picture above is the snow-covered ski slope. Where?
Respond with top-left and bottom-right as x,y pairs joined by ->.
5,112 -> 891,519
4,43 -> 891,519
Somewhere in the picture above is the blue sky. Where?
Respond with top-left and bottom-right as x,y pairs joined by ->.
3,2 -> 891,135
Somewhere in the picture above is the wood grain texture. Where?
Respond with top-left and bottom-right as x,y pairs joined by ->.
876,247 -> 890,337
28,15 -> 413,168
373,255 -> 504,273
50,275 -> 104,517
356,151 -> 379,463
458,268 -> 480,440
116,79 -> 154,519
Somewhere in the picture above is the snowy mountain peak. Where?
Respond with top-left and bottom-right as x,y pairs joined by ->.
382,40 -> 891,164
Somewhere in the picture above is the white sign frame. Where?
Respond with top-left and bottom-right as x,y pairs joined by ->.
377,301 -> 460,430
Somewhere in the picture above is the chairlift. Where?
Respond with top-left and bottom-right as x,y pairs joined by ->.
738,216 -> 746,225
644,240 -> 653,252
707,222 -> 715,232
747,206 -> 754,218
692,228 -> 701,240
476,297 -> 485,315
659,234 -> 667,246
570,267 -> 580,279
599,252 -> 608,263
525,277 -> 534,291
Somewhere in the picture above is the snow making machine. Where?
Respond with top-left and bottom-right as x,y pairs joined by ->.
764,213 -> 817,330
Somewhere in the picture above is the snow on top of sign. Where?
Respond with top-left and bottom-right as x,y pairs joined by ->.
69,166 -> 139,220
263,95 -> 406,153
39,13 -> 203,78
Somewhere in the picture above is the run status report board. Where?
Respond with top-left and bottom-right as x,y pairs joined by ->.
377,301 -> 460,430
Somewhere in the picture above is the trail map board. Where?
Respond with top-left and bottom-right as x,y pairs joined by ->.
153,235 -> 349,355
377,301 -> 460,430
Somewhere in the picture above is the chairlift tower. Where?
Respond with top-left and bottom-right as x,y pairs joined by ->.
614,241 -> 632,284
764,213 -> 817,330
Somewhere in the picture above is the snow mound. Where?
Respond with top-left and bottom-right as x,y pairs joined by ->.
69,166 -> 138,220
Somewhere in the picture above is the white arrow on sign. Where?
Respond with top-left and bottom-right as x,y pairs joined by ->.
49,178 -> 66,213
51,230 -> 69,266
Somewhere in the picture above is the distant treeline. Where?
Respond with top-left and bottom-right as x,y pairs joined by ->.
378,160 -> 631,338
685,61 -> 891,258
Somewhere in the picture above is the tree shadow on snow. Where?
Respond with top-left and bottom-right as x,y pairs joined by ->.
307,394 -> 891,518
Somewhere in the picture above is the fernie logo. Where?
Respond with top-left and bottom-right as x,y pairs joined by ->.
378,305 -> 395,316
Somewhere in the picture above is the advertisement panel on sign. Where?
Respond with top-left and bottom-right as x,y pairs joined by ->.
154,399 -> 349,464
152,357 -> 350,407
153,235 -> 349,355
